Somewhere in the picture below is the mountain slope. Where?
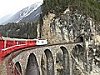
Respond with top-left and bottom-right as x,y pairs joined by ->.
1,2 -> 42,25
20,6 -> 42,22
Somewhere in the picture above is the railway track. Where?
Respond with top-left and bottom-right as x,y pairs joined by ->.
3,42 -> 82,60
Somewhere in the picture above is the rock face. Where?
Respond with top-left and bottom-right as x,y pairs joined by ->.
42,8 -> 96,44
41,7 -> 100,75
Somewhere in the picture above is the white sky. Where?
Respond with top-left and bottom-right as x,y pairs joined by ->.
0,0 -> 43,18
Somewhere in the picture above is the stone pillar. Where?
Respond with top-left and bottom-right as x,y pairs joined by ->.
83,38 -> 90,74
70,54 -> 73,75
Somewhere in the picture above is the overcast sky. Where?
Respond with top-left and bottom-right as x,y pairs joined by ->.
0,0 -> 43,18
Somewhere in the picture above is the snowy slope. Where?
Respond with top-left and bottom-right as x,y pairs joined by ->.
0,2 -> 42,25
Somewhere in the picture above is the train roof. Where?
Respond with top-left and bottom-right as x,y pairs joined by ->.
0,36 -> 47,41
1,37 -> 34,41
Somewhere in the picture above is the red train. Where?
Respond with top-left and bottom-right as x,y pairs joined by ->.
0,36 -> 47,59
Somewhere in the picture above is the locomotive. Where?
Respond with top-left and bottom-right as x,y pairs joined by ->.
0,36 -> 47,59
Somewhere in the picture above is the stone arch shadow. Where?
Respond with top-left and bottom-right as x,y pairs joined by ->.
25,53 -> 40,75
42,49 -> 54,75
71,44 -> 85,75
72,44 -> 84,62
14,62 -> 22,75
60,46 -> 70,75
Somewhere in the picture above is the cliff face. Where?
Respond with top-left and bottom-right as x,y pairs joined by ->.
42,13 -> 56,44
41,4 -> 100,75
42,8 -> 96,44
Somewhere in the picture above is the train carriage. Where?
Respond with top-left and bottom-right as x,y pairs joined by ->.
0,36 -> 47,59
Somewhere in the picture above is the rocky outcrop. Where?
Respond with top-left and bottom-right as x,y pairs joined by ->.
41,8 -> 100,75
42,8 -> 96,44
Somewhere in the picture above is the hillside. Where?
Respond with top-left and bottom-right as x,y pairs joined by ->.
41,0 -> 100,44
0,22 -> 37,39
43,0 -> 100,22
41,1 -> 100,74
0,2 -> 42,38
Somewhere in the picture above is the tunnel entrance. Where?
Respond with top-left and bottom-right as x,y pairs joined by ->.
75,35 -> 84,42
25,53 -> 40,75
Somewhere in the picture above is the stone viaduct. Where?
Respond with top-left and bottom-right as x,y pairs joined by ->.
0,42 -> 88,75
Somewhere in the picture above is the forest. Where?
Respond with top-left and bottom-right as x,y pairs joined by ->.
0,22 -> 37,39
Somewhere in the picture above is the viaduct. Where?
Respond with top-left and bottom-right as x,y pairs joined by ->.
0,42 -> 88,75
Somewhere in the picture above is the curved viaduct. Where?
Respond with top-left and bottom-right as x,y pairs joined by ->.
0,42 -> 86,75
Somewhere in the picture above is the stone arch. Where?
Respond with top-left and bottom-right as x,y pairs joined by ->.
71,44 -> 85,75
14,62 -> 22,75
25,53 -> 40,75
44,49 -> 54,75
72,44 -> 84,62
60,46 -> 70,75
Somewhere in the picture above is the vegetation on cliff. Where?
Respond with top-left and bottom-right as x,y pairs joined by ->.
43,0 -> 100,22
